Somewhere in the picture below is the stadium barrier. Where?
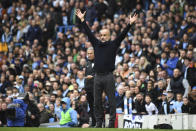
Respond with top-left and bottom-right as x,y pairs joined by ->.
105,113 -> 196,129
40,113 -> 196,129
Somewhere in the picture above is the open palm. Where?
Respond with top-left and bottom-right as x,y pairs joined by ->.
75,9 -> 86,21
130,13 -> 138,24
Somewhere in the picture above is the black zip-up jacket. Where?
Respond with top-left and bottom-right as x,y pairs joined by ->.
81,21 -> 132,73
84,59 -> 95,91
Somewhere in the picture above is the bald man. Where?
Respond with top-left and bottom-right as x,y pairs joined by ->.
76,9 -> 137,128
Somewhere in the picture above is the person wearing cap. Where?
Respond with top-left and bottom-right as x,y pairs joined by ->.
158,92 -> 170,115
76,9 -> 138,128
59,97 -> 78,127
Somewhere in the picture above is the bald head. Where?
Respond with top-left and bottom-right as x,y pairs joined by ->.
100,29 -> 111,42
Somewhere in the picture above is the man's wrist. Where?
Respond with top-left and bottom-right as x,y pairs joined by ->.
81,18 -> 84,22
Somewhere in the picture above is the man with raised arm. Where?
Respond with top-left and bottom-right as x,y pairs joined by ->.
76,9 -> 137,128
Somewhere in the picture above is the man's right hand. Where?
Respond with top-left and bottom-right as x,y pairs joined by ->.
75,9 -> 86,22
85,75 -> 93,79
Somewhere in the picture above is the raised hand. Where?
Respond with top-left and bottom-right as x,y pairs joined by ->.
129,13 -> 138,25
75,9 -> 86,22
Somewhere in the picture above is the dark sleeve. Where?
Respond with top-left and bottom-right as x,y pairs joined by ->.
81,21 -> 99,46
113,24 -> 132,47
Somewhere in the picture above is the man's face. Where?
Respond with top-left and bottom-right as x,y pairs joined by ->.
100,29 -> 110,42
170,52 -> 175,58
38,104 -> 44,112
173,69 -> 180,78
87,49 -> 94,60
62,103 -> 67,109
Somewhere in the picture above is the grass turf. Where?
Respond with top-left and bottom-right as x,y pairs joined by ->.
0,128 -> 193,131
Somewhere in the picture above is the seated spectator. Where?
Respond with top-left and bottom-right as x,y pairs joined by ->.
188,86 -> 196,114
59,97 -> 78,127
158,93 -> 170,115
181,97 -> 191,113
37,103 -> 50,124
138,56 -> 151,73
115,84 -> 125,113
134,93 -> 146,115
75,95 -> 89,127
145,95 -> 158,115
0,102 -> 7,126
123,90 -> 133,115
25,93 -> 40,127
167,90 -> 175,114
173,93 -> 183,113
54,99 -> 62,121
47,103 -> 57,123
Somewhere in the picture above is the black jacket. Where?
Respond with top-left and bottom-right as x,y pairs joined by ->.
134,99 -> 146,115
84,59 -> 95,91
25,101 -> 40,127
0,110 -> 7,126
182,104 -> 191,113
81,21 -> 132,73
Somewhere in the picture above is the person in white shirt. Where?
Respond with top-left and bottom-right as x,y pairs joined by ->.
145,95 -> 158,115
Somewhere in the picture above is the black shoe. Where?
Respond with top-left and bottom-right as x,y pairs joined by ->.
95,122 -> 102,128
108,121 -> 115,128
89,123 -> 96,128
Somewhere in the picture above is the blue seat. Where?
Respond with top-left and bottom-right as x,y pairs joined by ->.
57,25 -> 74,34
15,43 -> 22,47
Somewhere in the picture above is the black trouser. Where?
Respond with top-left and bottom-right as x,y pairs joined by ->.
86,89 -> 96,126
94,72 -> 116,123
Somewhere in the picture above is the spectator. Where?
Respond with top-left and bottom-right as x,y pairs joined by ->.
188,86 -> 196,114
134,93 -> 146,115
59,97 -> 78,127
183,57 -> 196,87
164,50 -> 178,77
37,103 -> 50,124
159,93 -> 170,115
167,68 -> 190,98
76,71 -> 85,92
47,103 -> 57,123
123,90 -> 133,115
26,19 -> 42,44
85,0 -> 97,26
173,93 -> 183,113
25,93 -> 40,127
0,102 -> 7,126
75,95 -> 89,127
181,97 -> 191,113
115,84 -> 125,113
145,95 -> 158,115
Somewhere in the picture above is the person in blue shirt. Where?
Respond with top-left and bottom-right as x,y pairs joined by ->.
163,50 -> 178,77
173,93 -> 183,113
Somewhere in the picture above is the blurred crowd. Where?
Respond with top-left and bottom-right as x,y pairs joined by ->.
0,0 -> 196,128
